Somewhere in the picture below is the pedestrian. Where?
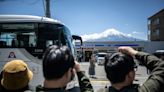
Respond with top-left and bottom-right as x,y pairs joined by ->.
0,59 -> 33,92
36,45 -> 93,92
88,54 -> 96,78
97,46 -> 164,92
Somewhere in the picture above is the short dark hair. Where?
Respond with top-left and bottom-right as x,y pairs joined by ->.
104,52 -> 136,84
42,45 -> 75,80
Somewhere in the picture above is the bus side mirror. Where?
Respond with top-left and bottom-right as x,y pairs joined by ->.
72,35 -> 83,62
72,35 -> 83,45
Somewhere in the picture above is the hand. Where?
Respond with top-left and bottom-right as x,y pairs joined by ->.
74,60 -> 81,72
118,46 -> 138,56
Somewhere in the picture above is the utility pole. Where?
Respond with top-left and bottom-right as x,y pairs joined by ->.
45,0 -> 51,18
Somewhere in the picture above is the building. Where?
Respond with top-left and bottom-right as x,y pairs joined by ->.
76,41 -> 164,62
148,9 -> 164,41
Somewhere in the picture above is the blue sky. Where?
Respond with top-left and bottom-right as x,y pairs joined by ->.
0,0 -> 164,40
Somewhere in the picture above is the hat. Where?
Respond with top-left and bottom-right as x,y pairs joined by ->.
1,60 -> 33,90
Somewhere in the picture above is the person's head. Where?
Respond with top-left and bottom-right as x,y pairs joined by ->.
1,59 -> 33,91
104,52 -> 136,85
42,45 -> 75,83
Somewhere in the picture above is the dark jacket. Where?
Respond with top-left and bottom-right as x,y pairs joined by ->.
136,52 -> 164,92
0,85 -> 33,92
98,52 -> 164,92
36,71 -> 93,92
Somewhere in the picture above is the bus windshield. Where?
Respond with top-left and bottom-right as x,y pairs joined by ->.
0,23 -> 67,48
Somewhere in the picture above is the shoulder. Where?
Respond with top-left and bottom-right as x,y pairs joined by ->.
35,85 -> 66,92
131,84 -> 139,88
122,84 -> 139,92
97,84 -> 139,92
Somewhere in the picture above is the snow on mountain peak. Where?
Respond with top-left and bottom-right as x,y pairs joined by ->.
81,28 -> 132,41
103,28 -> 126,37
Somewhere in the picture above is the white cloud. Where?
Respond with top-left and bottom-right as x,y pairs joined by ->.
127,34 -> 132,37
81,28 -> 132,41
132,31 -> 140,34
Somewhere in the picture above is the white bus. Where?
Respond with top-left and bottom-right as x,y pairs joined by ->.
0,15 -> 82,91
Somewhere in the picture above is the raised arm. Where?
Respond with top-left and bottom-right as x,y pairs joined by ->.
118,46 -> 164,92
74,61 -> 94,92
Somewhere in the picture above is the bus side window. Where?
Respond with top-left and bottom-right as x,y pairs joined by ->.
0,41 -> 6,47
12,39 -> 18,47
19,40 -> 24,47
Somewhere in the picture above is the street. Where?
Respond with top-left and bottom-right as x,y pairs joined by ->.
80,62 -> 149,91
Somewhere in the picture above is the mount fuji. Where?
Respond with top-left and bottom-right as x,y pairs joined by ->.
81,29 -> 143,41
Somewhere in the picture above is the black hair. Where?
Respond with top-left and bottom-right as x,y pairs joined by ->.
42,45 -> 75,80
104,52 -> 136,84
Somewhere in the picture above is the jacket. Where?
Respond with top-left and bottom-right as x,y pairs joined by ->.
0,86 -> 33,92
36,71 -> 94,92
136,52 -> 164,92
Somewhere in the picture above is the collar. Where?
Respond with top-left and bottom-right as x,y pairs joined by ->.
36,85 -> 67,92
109,84 -> 139,92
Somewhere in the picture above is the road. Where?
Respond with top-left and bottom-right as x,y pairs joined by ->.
80,62 -> 149,91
